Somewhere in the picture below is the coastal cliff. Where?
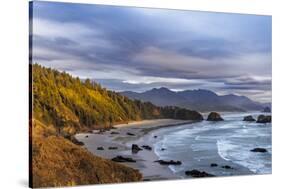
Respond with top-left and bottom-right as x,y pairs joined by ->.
30,64 -> 203,187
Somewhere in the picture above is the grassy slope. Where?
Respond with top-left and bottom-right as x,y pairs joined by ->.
31,119 -> 142,188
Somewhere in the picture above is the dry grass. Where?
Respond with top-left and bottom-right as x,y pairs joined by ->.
31,120 -> 142,188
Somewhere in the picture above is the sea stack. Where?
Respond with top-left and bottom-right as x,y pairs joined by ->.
207,112 -> 224,121
243,115 -> 256,122
256,115 -> 271,123
132,144 -> 142,153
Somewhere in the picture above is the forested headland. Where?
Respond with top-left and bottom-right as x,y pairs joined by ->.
30,64 -> 203,187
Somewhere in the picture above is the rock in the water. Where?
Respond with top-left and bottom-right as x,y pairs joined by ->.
142,145 -> 152,151
251,148 -> 267,153
210,163 -> 218,167
127,132 -> 135,136
207,112 -> 224,121
154,135 -> 158,138
221,165 -> 234,169
97,147 -> 104,150
111,156 -> 136,162
155,160 -> 182,165
110,131 -> 119,135
185,169 -> 215,177
257,115 -> 271,123
161,148 -> 166,151
243,115 -> 256,122
263,107 -> 271,113
132,144 -> 142,153
108,146 -> 118,150
85,135 -> 89,138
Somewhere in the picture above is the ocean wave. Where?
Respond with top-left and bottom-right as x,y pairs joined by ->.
217,139 -> 271,174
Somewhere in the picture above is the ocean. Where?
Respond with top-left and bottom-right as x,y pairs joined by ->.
152,112 -> 272,177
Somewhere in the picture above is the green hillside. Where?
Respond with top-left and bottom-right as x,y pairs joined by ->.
30,63 -> 203,187
32,63 -> 203,136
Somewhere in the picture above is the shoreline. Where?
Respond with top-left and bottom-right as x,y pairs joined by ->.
75,119 -> 196,180
75,115 -> 270,181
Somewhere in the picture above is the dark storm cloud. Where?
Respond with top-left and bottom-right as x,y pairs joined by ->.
31,1 -> 272,103
221,77 -> 272,91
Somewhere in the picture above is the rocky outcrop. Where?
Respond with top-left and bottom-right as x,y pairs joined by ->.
210,163 -> 218,167
127,132 -> 135,136
221,165 -> 234,169
66,136 -> 84,146
251,148 -> 267,153
207,112 -> 224,121
111,156 -> 136,162
97,147 -> 104,150
132,144 -> 142,153
142,145 -> 152,151
243,115 -> 256,122
155,160 -> 182,165
108,147 -> 118,150
185,170 -> 215,177
256,115 -> 271,123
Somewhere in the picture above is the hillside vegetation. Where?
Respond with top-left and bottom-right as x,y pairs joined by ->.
31,119 -> 141,187
30,64 -> 203,187
32,64 -> 202,136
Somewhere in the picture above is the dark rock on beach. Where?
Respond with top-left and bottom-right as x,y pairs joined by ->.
110,131 -> 119,135
71,140 -> 84,146
257,115 -> 271,123
111,156 -> 136,163
210,163 -> 218,167
207,112 -> 224,121
108,147 -> 118,150
143,179 -> 151,181
142,145 -> 152,151
85,135 -> 89,138
221,165 -> 234,169
155,160 -> 182,165
243,115 -> 256,122
251,148 -> 267,153
185,169 -> 215,177
97,147 -> 104,150
97,129 -> 106,134
132,144 -> 142,153
127,132 -> 135,136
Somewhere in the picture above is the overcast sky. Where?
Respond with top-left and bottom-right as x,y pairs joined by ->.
31,1 -> 272,103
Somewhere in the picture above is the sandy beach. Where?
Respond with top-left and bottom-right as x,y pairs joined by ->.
75,119 -> 195,180
75,114 -> 271,181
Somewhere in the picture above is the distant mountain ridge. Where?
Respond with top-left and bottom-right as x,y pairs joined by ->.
120,87 -> 265,112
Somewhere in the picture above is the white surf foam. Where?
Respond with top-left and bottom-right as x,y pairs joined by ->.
217,139 -> 271,174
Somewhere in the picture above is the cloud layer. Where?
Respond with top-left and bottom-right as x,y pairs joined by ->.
31,1 -> 272,103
